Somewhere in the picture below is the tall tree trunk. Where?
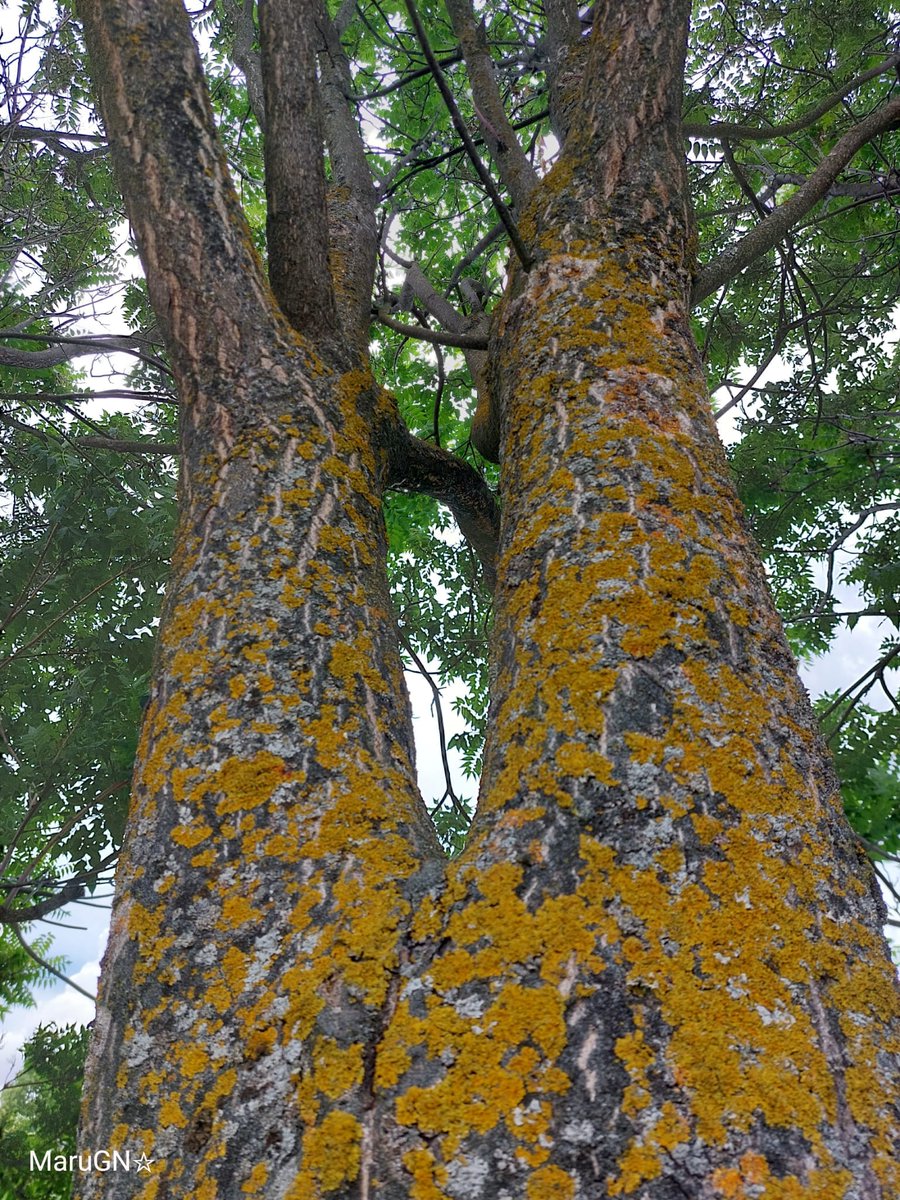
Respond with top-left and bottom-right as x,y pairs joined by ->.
74,1 -> 899,1197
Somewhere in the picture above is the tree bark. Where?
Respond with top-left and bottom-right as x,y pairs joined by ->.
74,1 -> 900,1197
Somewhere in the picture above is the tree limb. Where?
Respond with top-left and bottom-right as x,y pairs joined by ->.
374,306 -> 489,349
386,430 -> 499,590
74,436 -> 178,455
443,0 -> 538,208
0,879 -> 85,924
0,123 -> 106,158
259,0 -> 337,338
684,53 -> 900,142
692,97 -> 900,303
0,330 -> 166,372
402,0 -> 532,270
316,0 -> 380,348
226,0 -> 266,130
8,923 -> 96,1002
76,0 -> 278,389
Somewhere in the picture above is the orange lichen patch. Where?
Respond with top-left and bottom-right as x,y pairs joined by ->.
176,1042 -> 210,1079
170,644 -> 211,684
607,1138 -> 662,1195
241,1162 -> 269,1194
403,1147 -> 450,1200
526,1164 -> 576,1199
209,702 -> 241,734
129,903 -> 176,982
374,1037 -> 411,1090
209,750 -> 291,815
555,743 -> 616,783
159,1096 -> 188,1129
311,1038 -> 365,1098
300,1110 -> 362,1191
241,640 -> 272,667
691,812 -> 722,844
219,891 -> 266,930
171,822 -> 212,848
329,636 -> 386,694
161,595 -> 228,649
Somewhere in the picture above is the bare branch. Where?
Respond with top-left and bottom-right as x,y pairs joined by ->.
74,436 -> 178,455
374,306 -> 489,349
0,123 -> 106,158
0,879 -> 85,924
397,628 -> 470,820
8,923 -> 96,1002
0,330 -> 166,372
693,98 -> 900,303
386,431 -> 499,590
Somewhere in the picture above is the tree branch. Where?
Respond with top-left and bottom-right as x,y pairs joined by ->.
226,0 -> 266,130
684,53 -> 900,142
692,97 -> 900,304
76,0 -> 278,389
0,123 -> 106,158
0,330 -> 166,372
259,0 -> 337,338
541,0 -> 581,139
0,879 -> 85,924
75,436 -> 178,455
386,430 -> 500,590
443,0 -> 538,208
316,0 -> 380,349
9,923 -> 96,1002
374,306 -> 489,349
401,0 -> 532,270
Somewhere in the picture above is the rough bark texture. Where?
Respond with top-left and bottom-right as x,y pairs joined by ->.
74,1 -> 900,1198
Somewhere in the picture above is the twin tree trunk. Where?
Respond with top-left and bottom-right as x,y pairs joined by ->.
75,1 -> 899,1198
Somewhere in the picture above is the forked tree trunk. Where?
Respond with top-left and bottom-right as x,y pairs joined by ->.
74,1 -> 899,1198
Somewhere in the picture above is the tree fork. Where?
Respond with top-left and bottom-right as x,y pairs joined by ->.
73,1 -> 900,1198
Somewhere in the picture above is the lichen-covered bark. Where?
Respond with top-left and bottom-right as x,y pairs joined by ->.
372,4 -> 899,1196
74,1 -> 900,1198
74,4 -> 442,1196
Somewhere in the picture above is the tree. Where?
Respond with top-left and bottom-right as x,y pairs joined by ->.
5,0 -> 900,1193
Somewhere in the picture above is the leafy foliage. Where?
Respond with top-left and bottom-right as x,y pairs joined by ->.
0,1023 -> 90,1200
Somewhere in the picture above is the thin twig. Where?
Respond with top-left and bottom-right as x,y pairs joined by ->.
9,924 -> 97,1003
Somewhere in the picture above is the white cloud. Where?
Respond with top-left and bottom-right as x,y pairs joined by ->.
0,931 -> 104,1086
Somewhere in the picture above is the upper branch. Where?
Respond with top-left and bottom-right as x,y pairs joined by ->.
76,0 -> 278,390
258,0 -> 338,339
693,97 -> 900,303
226,0 -> 266,130
402,0 -> 532,270
385,429 -> 500,589
684,53 -> 900,143
316,0 -> 380,349
0,330 -> 166,372
442,0 -> 538,209
541,0 -> 581,140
